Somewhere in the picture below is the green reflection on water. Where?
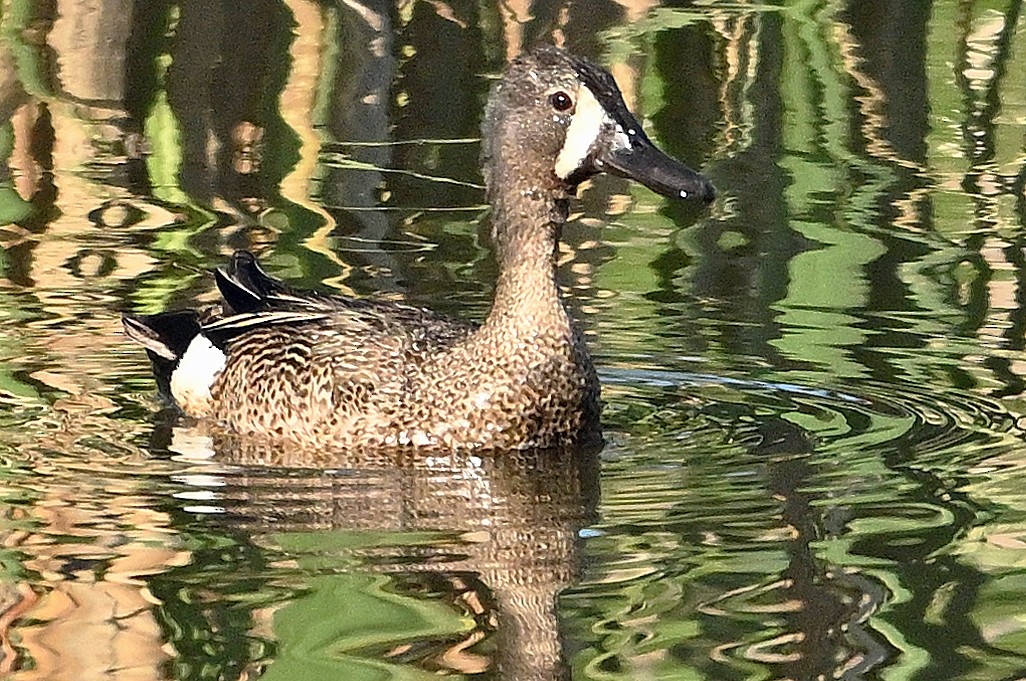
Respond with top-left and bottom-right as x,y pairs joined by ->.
0,0 -> 1024,680
263,572 -> 465,681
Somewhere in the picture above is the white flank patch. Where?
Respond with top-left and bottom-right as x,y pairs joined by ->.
170,335 -> 226,413
554,85 -> 610,179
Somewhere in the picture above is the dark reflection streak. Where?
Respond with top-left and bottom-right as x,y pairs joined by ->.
20,103 -> 57,234
728,14 -> 806,365
563,0 -> 623,57
843,1 -> 931,163
957,246 -> 992,339
131,0 -> 293,219
1015,173 -> 1026,356
27,103 -> 54,174
989,234 -> 1026,396
521,0 -> 570,48
123,1 -> 170,132
1016,147 -> 1026,217
386,2 -> 489,301
655,13 -> 807,369
319,3 -> 398,290
953,0 -> 1023,389
990,2 -> 1026,393
123,0 -> 170,196
857,241 -> 934,387
845,2 -> 935,387
757,419 -> 893,680
955,0 -> 1022,249
165,0 -> 223,204
869,425 -> 999,680
951,0 -> 989,334
318,3 -> 402,293
653,26 -> 720,199
220,0 -> 296,215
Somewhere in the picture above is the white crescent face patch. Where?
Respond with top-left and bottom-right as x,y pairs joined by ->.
554,84 -> 633,180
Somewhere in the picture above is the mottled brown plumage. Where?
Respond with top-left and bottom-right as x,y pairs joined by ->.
123,45 -> 713,450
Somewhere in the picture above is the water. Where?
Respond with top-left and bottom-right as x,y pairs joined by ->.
0,0 -> 1025,679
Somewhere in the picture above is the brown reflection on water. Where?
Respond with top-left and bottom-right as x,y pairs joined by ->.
14,516 -> 186,680
0,455 -> 190,680
175,431 -> 600,681
2,1 -> 1026,679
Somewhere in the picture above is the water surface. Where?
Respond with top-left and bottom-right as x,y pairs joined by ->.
0,1 -> 1025,679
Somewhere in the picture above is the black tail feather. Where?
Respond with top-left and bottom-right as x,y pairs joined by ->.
216,250 -> 288,314
126,252 -> 333,395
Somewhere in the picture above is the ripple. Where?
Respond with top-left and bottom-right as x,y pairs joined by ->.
572,366 -> 1026,680
601,366 -> 1020,463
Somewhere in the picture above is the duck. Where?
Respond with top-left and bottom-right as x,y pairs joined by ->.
122,45 -> 714,450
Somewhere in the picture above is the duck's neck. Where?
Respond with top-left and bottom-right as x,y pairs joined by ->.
485,189 -> 571,334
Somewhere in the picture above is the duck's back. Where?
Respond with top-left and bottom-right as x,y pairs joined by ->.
207,304 -> 597,449
204,263 -> 479,445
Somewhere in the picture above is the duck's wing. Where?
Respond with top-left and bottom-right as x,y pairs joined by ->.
200,297 -> 473,439
215,250 -> 308,314
216,249 -> 375,314
125,251 -> 475,425
214,250 -> 476,344
206,253 -> 478,435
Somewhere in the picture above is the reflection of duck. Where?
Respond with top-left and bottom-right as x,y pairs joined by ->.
123,45 -> 713,450
171,434 -> 601,681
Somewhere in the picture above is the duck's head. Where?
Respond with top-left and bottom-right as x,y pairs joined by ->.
482,45 -> 715,204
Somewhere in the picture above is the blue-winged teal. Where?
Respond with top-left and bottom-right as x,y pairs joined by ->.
123,45 -> 714,450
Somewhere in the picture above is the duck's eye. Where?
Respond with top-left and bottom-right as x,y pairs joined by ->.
549,91 -> 574,112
